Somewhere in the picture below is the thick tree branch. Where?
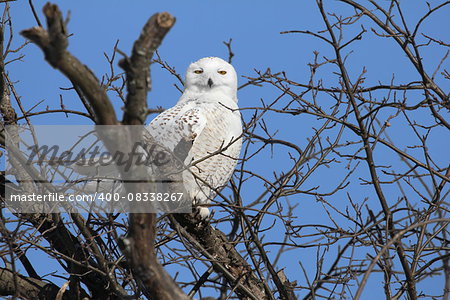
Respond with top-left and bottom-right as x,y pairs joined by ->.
114,10 -> 189,300
20,3 -> 186,299
0,267 -> 71,300
121,12 -> 175,125
171,214 -> 269,300
20,2 -> 118,125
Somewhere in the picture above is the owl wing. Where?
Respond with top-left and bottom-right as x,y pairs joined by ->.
147,101 -> 207,152
147,99 -> 241,166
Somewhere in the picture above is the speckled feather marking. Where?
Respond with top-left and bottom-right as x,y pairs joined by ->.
147,99 -> 242,206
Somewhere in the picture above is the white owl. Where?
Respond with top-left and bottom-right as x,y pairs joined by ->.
147,57 -> 242,218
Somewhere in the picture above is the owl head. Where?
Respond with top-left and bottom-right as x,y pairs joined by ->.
184,57 -> 238,102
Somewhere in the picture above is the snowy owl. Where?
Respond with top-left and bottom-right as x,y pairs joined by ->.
147,57 -> 242,218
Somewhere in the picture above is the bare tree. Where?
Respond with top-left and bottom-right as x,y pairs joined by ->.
0,1 -> 448,299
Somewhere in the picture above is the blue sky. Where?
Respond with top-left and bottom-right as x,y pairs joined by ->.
6,1 -> 450,299
10,1 -> 449,121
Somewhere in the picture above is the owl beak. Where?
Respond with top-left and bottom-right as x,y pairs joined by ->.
207,78 -> 214,88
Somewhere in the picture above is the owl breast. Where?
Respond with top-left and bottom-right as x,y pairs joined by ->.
185,101 -> 242,204
147,99 -> 242,211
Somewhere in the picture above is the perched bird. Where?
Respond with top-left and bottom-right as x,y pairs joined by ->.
147,57 -> 242,218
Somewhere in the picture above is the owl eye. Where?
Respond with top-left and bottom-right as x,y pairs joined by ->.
218,70 -> 227,75
194,69 -> 203,74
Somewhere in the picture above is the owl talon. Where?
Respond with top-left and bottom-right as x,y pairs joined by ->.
195,206 -> 210,220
